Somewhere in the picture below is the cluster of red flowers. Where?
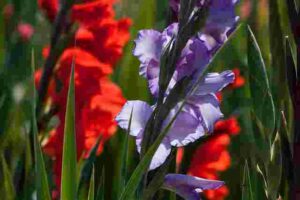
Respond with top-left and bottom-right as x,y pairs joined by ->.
36,0 -> 131,190
188,68 -> 245,200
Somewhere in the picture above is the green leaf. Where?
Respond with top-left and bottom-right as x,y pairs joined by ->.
266,132 -> 282,199
88,167 -> 95,200
60,62 -> 77,200
269,0 -> 288,108
285,37 -> 297,100
0,155 -> 15,200
31,50 -> 51,200
142,150 -> 175,200
247,26 -> 276,133
120,109 -> 133,191
242,160 -> 254,200
96,167 -> 105,200
78,136 -> 101,192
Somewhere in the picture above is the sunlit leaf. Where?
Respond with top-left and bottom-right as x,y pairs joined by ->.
0,155 -> 15,200
247,26 -> 275,133
60,62 -> 77,200
266,132 -> 282,199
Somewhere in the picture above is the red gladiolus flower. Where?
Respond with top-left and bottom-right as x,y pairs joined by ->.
188,117 -> 241,200
229,68 -> 245,89
216,92 -> 223,102
176,147 -> 184,169
36,0 -> 131,192
38,0 -> 58,22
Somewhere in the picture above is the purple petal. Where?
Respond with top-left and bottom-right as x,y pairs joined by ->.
167,104 -> 205,147
136,134 -> 171,170
195,70 -> 235,95
146,59 -> 160,96
169,0 -> 180,12
164,174 -> 224,200
204,0 -> 239,44
175,38 -> 210,81
187,38 -> 210,75
162,23 -> 179,40
115,101 -> 152,137
189,94 -> 223,133
133,30 -> 164,77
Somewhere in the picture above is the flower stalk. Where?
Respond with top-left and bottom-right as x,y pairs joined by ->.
37,0 -> 77,116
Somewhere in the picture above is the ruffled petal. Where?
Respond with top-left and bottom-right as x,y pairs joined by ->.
133,30 -> 164,77
168,105 -> 205,147
183,38 -> 210,79
115,100 -> 152,136
189,94 -> 223,133
195,70 -> 235,95
164,174 -> 224,200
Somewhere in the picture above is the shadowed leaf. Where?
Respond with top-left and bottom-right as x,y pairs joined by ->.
0,155 -> 15,200
242,160 -> 254,200
88,167 -> 95,200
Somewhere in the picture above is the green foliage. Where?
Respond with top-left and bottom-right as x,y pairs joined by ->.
242,160 -> 254,200
0,155 -> 15,200
247,26 -> 275,134
31,51 -> 51,200
60,64 -> 77,200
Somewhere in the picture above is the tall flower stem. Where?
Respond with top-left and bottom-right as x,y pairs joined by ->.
36,0 -> 76,116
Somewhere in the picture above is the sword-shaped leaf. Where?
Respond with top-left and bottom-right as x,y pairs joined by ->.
60,61 -> 77,200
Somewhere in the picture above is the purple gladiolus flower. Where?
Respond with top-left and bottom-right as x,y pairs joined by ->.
116,0 -> 237,171
170,0 -> 239,50
115,70 -> 234,170
133,23 -> 211,97
163,174 -> 224,200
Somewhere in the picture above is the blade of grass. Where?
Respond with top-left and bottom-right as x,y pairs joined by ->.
0,155 -> 15,200
78,136 -> 101,192
88,166 -> 95,200
242,160 -> 254,200
60,60 -> 77,200
96,167 -> 105,200
31,50 -> 51,200
247,26 -> 275,134
120,109 -> 133,190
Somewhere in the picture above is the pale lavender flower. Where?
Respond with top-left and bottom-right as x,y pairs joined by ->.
170,0 -> 239,50
163,174 -> 224,200
116,0 -> 237,171
115,70 -> 234,170
133,23 -> 210,97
